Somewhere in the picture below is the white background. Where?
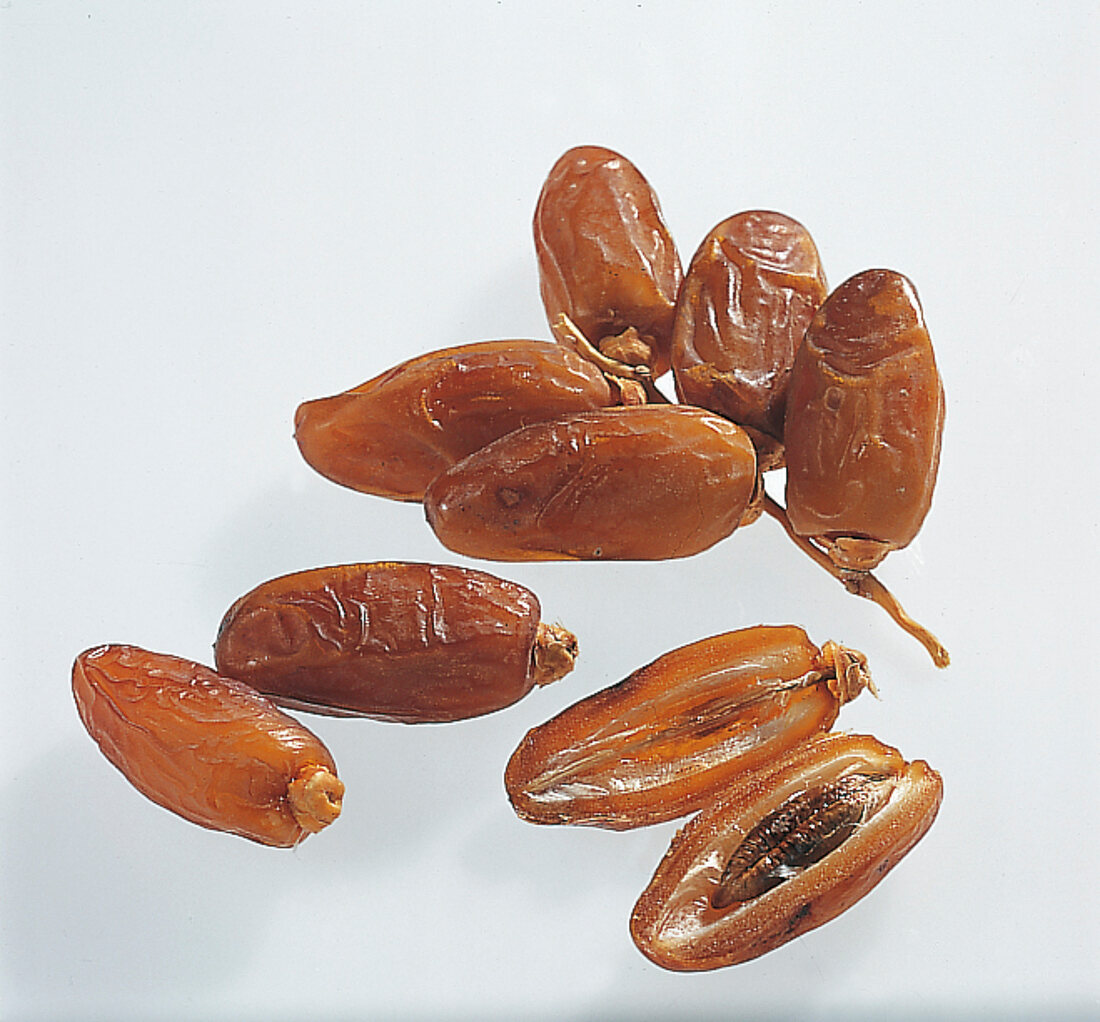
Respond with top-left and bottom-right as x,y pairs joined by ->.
2,3 -> 1097,1020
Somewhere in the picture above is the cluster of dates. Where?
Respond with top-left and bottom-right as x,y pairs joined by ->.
72,144 -> 947,971
296,145 -> 947,665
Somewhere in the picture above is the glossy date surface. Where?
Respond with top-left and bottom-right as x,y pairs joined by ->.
294,340 -> 613,501
504,625 -> 871,829
630,732 -> 942,969
423,406 -> 759,562
534,145 -> 682,378
214,562 -> 577,722
72,645 -> 344,847
672,211 -> 827,468
784,269 -> 945,571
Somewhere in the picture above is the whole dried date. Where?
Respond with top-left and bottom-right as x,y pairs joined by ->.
630,732 -> 942,969
504,625 -> 872,829
534,145 -> 682,379
671,211 -> 827,470
423,406 -> 760,562
72,645 -> 344,847
784,268 -> 945,572
294,339 -> 614,501
213,562 -> 577,722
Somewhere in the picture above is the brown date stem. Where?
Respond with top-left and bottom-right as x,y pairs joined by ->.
762,495 -> 949,668
552,314 -> 670,404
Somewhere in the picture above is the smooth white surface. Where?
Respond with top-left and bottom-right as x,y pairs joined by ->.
2,3 -> 1097,1020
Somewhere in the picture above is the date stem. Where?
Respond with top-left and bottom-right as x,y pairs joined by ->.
532,622 -> 579,686
552,314 -> 670,404
287,766 -> 345,835
762,495 -> 949,668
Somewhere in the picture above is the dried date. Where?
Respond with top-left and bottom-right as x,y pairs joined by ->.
294,339 -> 614,501
784,268 -> 945,572
72,645 -> 344,847
213,562 -> 577,722
671,211 -> 827,469
630,732 -> 942,969
534,145 -> 682,379
504,625 -> 872,829
423,406 -> 760,562
760,267 -> 949,666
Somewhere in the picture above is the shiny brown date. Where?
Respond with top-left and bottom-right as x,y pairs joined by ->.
72,645 -> 344,847
423,406 -> 759,562
505,625 -> 872,829
294,340 -> 614,501
784,269 -> 945,572
534,145 -> 682,378
671,211 -> 827,469
630,732 -> 942,969
213,562 -> 577,722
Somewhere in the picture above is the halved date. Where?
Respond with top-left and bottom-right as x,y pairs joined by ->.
630,732 -> 942,969
213,562 -> 577,722
534,145 -> 682,379
504,625 -> 872,829
423,406 -> 759,562
72,645 -> 344,848
671,211 -> 827,470
784,268 -> 945,572
294,340 -> 614,501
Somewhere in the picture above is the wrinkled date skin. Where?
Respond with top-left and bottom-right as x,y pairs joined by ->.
534,145 -> 683,378
672,211 -> 827,470
214,562 -> 578,722
294,340 -> 614,501
784,269 -> 945,571
423,406 -> 759,562
630,732 -> 943,970
72,645 -> 344,847
504,625 -> 872,829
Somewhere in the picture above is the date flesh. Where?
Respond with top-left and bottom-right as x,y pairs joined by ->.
294,340 -> 614,501
504,625 -> 872,829
630,732 -> 943,969
534,145 -> 682,378
72,645 -> 344,847
423,406 -> 759,562
214,562 -> 577,722
671,211 -> 827,470
784,269 -> 945,571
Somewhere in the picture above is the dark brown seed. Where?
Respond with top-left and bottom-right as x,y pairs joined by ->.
711,773 -> 884,908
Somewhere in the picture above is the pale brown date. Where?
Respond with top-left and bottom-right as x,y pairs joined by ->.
73,645 -> 344,847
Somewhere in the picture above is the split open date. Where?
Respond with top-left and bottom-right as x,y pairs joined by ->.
631,733 -> 942,969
